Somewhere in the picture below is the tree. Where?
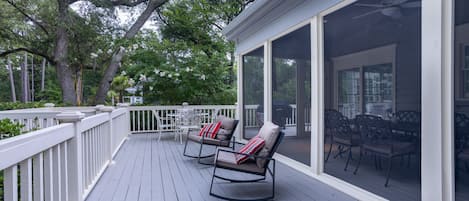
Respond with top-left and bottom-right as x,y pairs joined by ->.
0,0 -> 167,105
120,0 -> 255,105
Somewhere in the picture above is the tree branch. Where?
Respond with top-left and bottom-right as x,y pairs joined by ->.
0,48 -> 55,65
5,0 -> 49,35
110,0 -> 149,7
124,0 -> 167,38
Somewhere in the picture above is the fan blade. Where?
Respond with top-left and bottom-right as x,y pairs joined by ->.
401,1 -> 421,8
352,9 -> 383,20
354,3 -> 385,8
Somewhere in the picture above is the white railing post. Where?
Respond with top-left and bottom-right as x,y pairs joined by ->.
100,106 -> 115,164
94,105 -> 104,115
56,111 -> 85,201
117,103 -> 131,137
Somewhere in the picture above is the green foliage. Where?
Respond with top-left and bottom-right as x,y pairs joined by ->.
0,119 -> 24,139
0,101 -> 48,111
118,0 -> 255,105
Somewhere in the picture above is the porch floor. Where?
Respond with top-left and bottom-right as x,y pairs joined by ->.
85,133 -> 356,201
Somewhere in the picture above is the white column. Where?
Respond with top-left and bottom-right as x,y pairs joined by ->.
264,42 -> 272,122
421,0 -> 454,200
56,111 -> 85,201
310,16 -> 322,174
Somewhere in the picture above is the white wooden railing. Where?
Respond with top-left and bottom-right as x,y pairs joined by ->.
128,105 -> 237,133
0,107 -> 97,133
128,104 -> 311,133
0,106 -> 130,201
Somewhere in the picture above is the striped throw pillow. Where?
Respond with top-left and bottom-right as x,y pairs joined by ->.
235,136 -> 265,164
198,122 -> 222,139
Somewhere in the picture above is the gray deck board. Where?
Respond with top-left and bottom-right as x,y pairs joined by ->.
86,133 -> 356,201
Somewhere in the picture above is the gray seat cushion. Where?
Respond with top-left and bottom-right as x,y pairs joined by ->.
187,134 -> 230,147
215,149 -> 265,174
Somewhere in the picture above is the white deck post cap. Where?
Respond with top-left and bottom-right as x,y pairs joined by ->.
99,106 -> 115,113
56,111 -> 85,123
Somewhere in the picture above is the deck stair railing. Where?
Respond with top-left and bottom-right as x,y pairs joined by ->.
0,106 -> 130,201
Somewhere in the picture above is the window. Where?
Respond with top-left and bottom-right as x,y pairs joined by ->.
323,1 -> 421,200
338,68 -> 360,118
363,64 -> 393,118
242,47 -> 264,139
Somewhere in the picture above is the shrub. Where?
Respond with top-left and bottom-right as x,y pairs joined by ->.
0,119 -> 24,140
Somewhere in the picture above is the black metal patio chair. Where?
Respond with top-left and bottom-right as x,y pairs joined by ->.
209,122 -> 284,201
183,115 -> 239,165
456,113 -> 469,174
353,114 -> 416,187
324,109 -> 361,172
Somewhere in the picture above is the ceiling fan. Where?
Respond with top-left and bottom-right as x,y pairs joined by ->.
352,0 -> 421,20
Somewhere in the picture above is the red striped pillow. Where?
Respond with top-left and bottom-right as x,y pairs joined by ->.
235,136 -> 265,164
198,122 -> 222,139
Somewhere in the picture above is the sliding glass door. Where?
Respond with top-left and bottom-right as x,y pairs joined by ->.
272,24 -> 311,165
323,1 -> 421,200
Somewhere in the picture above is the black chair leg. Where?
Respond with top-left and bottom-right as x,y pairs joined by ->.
183,134 -> 190,155
325,141 -> 333,162
385,158 -> 393,187
210,166 -> 275,201
354,148 -> 362,175
334,145 -> 346,159
344,146 -> 352,171
374,154 -> 379,170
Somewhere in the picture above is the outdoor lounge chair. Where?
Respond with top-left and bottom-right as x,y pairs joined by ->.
209,122 -> 284,201
183,115 -> 239,165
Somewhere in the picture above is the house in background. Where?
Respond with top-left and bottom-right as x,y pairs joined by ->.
223,0 -> 468,200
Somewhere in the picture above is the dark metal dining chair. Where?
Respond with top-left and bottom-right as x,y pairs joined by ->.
353,114 -> 416,187
325,110 -> 361,171
455,113 -> 469,174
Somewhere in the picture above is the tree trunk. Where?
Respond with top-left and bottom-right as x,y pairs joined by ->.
94,0 -> 166,104
95,47 -> 126,104
54,0 -> 76,105
41,59 -> 46,91
31,56 -> 34,102
21,52 -> 29,102
7,56 -> 17,102
75,65 -> 83,106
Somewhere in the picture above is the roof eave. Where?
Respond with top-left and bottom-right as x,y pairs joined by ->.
222,0 -> 283,41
